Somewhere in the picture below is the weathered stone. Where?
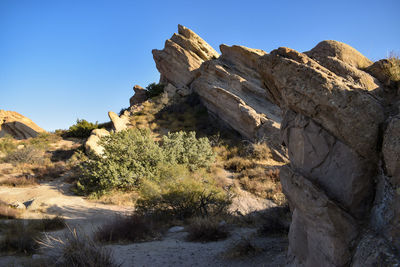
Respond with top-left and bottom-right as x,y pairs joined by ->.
281,111 -> 376,218
305,40 -> 373,69
366,58 -> 400,89
371,173 -> 400,253
305,41 -> 380,91
192,44 -> 281,143
352,231 -> 400,267
0,110 -> 46,139
85,128 -> 110,156
281,167 -> 358,267
383,115 -> 400,185
129,85 -> 148,107
258,47 -> 385,159
152,24 -> 219,89
108,111 -> 129,132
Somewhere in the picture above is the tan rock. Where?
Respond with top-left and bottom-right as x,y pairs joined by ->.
281,167 -> 358,267
282,111 -> 375,218
108,111 -> 129,132
259,47 -> 385,159
305,40 -> 373,69
129,85 -> 148,107
383,115 -> 400,184
152,25 -> 219,89
0,110 -> 46,139
85,128 -> 110,156
192,45 -> 281,143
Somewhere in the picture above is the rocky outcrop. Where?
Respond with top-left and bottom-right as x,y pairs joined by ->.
108,111 -> 130,132
192,44 -> 281,142
0,110 -> 46,139
85,128 -> 110,156
152,24 -> 219,92
153,26 -> 400,266
129,85 -> 148,107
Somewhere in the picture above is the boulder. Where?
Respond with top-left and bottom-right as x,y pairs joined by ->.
85,128 -> 110,156
258,47 -> 385,159
152,24 -> 219,89
129,85 -> 148,106
0,110 -> 46,139
108,111 -> 129,132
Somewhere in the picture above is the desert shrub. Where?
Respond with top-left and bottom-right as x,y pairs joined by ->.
32,216 -> 66,232
145,82 -> 165,98
94,214 -> 161,243
0,201 -> 22,219
0,220 -> 42,254
78,128 -> 215,196
0,134 -> 16,155
27,132 -> 61,150
387,52 -> 400,82
136,176 -> 231,220
4,146 -> 46,165
186,217 -> 229,242
77,129 -> 163,195
162,131 -> 215,171
64,119 -> 99,138
224,157 -> 254,172
41,228 -> 118,267
0,176 -> 37,187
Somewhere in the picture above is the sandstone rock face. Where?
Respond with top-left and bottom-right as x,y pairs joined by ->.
152,24 -> 219,90
108,111 -> 129,132
85,128 -> 110,156
153,26 -> 400,266
0,110 -> 46,139
192,44 -> 281,142
129,85 -> 148,107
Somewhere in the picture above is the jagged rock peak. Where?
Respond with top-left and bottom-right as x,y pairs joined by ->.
0,110 -> 46,139
152,25 -> 219,89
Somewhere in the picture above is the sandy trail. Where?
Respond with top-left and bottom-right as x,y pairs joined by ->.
0,174 -> 287,266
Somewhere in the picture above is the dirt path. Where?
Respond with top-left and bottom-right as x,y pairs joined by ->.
0,174 -> 287,266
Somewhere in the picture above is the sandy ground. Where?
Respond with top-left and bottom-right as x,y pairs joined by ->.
0,164 -> 287,266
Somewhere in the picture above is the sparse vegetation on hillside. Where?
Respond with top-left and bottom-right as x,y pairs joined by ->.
63,119 -> 100,138
387,52 -> 400,82
145,82 -> 165,98
186,217 -> 229,242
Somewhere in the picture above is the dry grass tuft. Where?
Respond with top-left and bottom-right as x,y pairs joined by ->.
40,227 -> 118,267
0,201 -> 23,219
0,175 -> 38,187
94,214 -> 162,244
223,236 -> 263,259
186,217 -> 229,242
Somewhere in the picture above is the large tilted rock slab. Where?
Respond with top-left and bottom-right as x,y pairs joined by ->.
85,128 -> 110,156
192,44 -> 281,142
258,47 -> 385,159
0,110 -> 46,139
152,24 -> 219,90
281,111 -> 375,218
281,167 -> 358,267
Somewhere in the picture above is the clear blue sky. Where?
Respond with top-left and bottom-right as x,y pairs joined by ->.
1,0 -> 399,131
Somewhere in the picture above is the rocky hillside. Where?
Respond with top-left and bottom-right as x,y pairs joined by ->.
152,25 -> 400,266
0,110 -> 46,139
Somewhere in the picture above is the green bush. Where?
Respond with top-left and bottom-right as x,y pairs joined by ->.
4,146 -> 46,165
64,119 -> 99,138
77,129 -> 215,196
0,134 -> 16,155
77,129 -> 164,195
136,176 -> 231,220
145,83 -> 165,98
162,131 -> 215,171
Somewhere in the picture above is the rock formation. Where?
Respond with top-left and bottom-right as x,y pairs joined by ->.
85,128 -> 110,156
129,85 -> 148,107
153,25 -> 400,266
0,110 -> 46,139
108,111 -> 129,132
